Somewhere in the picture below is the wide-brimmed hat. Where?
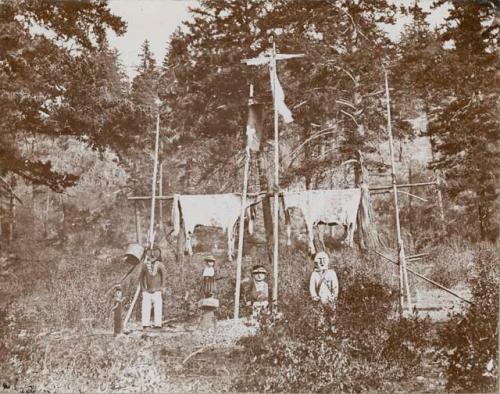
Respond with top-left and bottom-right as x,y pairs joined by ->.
252,265 -> 267,275
204,255 -> 216,262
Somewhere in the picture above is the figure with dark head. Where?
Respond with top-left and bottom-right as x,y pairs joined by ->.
139,246 -> 167,330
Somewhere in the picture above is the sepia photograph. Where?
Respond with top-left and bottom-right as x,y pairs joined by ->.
0,0 -> 498,392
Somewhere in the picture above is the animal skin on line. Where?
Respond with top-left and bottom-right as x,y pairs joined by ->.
282,188 -> 362,254
172,193 -> 256,260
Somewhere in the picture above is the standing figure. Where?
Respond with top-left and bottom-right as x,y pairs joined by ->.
244,265 -> 269,322
112,285 -> 124,336
309,251 -> 339,331
309,252 -> 339,303
201,255 -> 216,298
139,247 -> 167,330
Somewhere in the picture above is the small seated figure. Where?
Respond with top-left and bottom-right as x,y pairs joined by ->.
244,265 -> 269,322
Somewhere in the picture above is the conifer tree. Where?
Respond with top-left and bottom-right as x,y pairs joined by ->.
428,1 -> 499,241
0,0 -> 127,191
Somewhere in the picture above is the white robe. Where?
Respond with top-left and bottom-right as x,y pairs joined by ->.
282,189 -> 362,254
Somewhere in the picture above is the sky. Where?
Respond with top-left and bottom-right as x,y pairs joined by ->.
107,0 -> 449,79
108,0 -> 197,77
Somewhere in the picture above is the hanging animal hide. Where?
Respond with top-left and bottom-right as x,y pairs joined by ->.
282,188 -> 362,254
172,193 -> 257,260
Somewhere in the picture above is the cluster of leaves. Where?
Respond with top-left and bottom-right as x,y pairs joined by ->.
438,245 -> 499,392
234,265 -> 432,392
396,1 -> 499,242
0,0 -> 138,190
160,0 -> 409,194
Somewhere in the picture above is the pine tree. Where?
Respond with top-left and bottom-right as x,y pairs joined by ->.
159,0 -> 403,250
0,0 -> 126,191
428,1 -> 499,241
131,40 -> 160,108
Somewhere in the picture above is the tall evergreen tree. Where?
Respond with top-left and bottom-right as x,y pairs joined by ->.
428,0 -> 499,241
131,40 -> 160,108
160,0 -> 402,250
0,0 -> 127,191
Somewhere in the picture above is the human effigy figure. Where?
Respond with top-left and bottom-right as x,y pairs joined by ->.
309,251 -> 339,332
201,255 -> 216,298
242,265 -> 269,322
139,247 -> 167,330
112,285 -> 124,336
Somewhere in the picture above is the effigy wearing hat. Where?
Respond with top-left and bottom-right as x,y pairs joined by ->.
252,265 -> 267,275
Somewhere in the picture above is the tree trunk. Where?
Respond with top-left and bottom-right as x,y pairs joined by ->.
8,176 -> 16,243
435,173 -> 446,235
44,193 -> 50,239
176,219 -> 185,265
257,147 -> 274,264
354,151 -> 378,250
408,160 -> 413,237
477,188 -> 491,242
60,195 -> 67,241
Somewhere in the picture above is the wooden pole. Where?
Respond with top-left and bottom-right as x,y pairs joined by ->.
148,112 -> 161,245
271,41 -> 280,307
384,70 -> 413,313
123,284 -> 141,328
134,201 -> 141,243
159,161 -> 164,235
124,107 -> 161,330
369,181 -> 437,191
374,251 -> 472,305
234,147 -> 251,320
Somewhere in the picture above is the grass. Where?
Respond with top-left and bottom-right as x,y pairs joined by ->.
0,204 -> 497,392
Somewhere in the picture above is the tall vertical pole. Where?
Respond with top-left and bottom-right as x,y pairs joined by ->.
124,108 -> 161,330
234,146 -> 251,320
134,201 -> 141,243
241,44 -> 303,309
271,41 -> 280,308
159,161 -> 164,235
149,111 -> 161,246
384,70 -> 413,313
234,84 -> 255,320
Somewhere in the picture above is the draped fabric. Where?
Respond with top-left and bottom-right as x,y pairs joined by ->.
282,189 -> 362,254
172,193 -> 257,260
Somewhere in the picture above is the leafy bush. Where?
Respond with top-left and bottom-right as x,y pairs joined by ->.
438,245 -> 498,392
234,263 -> 432,392
426,243 -> 474,289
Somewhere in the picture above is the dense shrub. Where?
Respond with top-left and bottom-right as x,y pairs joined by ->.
426,242 -> 474,289
234,266 -> 432,392
438,246 -> 498,392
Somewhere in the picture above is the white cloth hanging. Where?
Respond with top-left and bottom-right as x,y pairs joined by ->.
172,193 -> 256,260
282,188 -> 362,254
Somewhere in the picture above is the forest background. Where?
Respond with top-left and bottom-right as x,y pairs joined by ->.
0,0 -> 498,392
